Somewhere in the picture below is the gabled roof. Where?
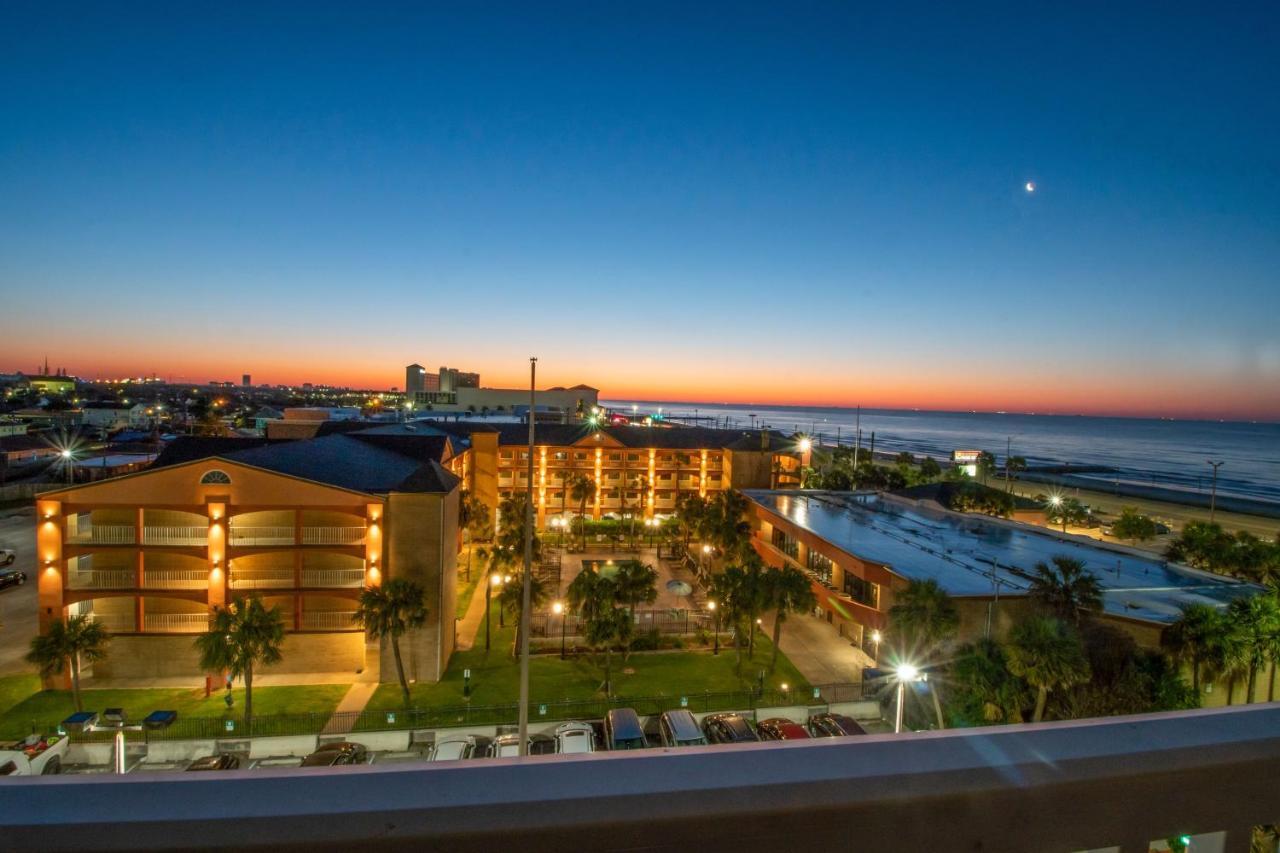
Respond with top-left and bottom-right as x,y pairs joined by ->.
153,437 -> 279,468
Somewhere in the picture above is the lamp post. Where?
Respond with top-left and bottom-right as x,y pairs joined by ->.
553,600 -> 567,659
701,543 -> 712,575
485,571 -> 502,651
1206,461 -> 1224,523
869,629 -> 882,665
707,600 -> 719,655
894,663 -> 920,734
61,448 -> 73,485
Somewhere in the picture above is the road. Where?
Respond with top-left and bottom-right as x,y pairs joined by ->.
0,507 -> 38,675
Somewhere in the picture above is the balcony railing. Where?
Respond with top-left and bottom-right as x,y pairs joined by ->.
142,569 -> 208,590
66,525 -> 135,545
301,610 -> 360,631
87,612 -> 136,632
301,568 -> 365,588
229,568 -> 295,590
228,526 -> 294,546
142,526 -> 207,546
300,527 -> 365,546
143,613 -> 211,633
67,570 -> 135,590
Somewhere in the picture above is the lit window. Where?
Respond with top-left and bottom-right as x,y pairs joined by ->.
200,470 -> 232,485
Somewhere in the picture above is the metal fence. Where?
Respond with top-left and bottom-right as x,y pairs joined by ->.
20,683 -> 864,744
528,608 -> 714,638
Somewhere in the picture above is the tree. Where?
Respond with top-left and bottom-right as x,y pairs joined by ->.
353,579 -> 428,707
498,571 -> 549,657
1044,496 -> 1090,532
1162,603 -> 1223,696
708,557 -> 768,666
1227,593 -> 1279,703
887,578 -> 959,728
1027,556 -> 1102,625
1004,616 -> 1091,723
194,596 -> 285,734
614,561 -> 658,622
703,490 -> 752,564
1004,456 -> 1026,492
949,638 -> 1029,724
568,473 -> 595,550
459,489 -> 492,544
894,451 -> 916,466
585,607 -> 632,697
1165,521 -> 1234,570
762,566 -> 817,673
1110,507 -> 1158,545
919,457 -> 942,480
26,615 -> 111,712
975,451 -> 998,485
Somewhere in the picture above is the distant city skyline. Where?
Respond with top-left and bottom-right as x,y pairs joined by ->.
3,4 -> 1277,421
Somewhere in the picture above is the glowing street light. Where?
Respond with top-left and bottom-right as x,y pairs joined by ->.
894,663 -> 923,734
552,600 -> 567,659
798,438 -> 812,453
706,600 -> 720,655
870,629 -> 882,663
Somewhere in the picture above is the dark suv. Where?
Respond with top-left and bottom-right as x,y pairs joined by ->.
301,742 -> 368,767
808,713 -> 867,737
701,713 -> 759,744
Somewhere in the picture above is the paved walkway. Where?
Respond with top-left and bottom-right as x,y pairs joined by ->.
763,610 -> 874,685
83,671 -> 363,690
455,570 -> 491,651
321,681 -> 379,734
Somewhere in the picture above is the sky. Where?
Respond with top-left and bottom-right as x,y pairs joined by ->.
1,2 -> 1278,420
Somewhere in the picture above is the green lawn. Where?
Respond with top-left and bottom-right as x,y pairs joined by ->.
364,622 -> 811,717
454,553 -> 484,620
0,678 -> 349,740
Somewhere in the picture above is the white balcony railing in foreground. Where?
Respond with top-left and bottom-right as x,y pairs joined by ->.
300,568 -> 365,588
142,613 -> 210,633
67,569 -> 135,590
142,526 -> 207,546
142,569 -> 208,590
86,612 -> 135,632
4,705 -> 1279,852
228,568 -> 294,590
66,525 -> 135,545
228,526 -> 294,546
300,526 -> 366,546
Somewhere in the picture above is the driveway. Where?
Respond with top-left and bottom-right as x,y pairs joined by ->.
0,507 -> 38,675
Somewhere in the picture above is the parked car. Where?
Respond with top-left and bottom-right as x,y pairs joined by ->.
603,708 -> 648,750
554,721 -> 596,754
756,718 -> 811,741
432,736 -> 485,761
186,753 -> 241,771
0,548 -> 15,567
300,741 -> 368,767
808,713 -> 868,738
0,567 -> 25,590
658,710 -> 708,748
701,712 -> 759,745
0,734 -> 67,776
530,733 -> 556,756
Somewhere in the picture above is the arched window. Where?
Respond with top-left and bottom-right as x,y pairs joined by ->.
200,469 -> 232,485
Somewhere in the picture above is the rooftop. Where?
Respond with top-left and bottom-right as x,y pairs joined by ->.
744,490 -> 1261,625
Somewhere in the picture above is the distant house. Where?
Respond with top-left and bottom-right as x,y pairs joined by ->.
0,433 -> 60,467
81,402 -> 132,433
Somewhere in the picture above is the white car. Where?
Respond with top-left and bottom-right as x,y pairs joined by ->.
0,734 -> 68,776
0,549 -> 15,567
554,722 -> 596,754
431,736 -> 485,761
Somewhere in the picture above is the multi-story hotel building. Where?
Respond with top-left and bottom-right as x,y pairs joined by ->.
35,428 -> 466,683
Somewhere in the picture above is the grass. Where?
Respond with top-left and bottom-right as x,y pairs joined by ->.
454,552 -> 484,620
0,677 -> 349,740
364,622 -> 811,716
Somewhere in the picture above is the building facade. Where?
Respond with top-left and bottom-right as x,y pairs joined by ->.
34,431 -> 463,684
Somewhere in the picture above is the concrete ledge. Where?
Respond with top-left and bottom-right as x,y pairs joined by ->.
3,705 -> 1280,853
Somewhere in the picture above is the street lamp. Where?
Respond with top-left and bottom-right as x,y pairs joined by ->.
487,572 -> 503,645
707,600 -> 720,655
894,663 -> 922,734
552,600 -> 567,659
1206,460 -> 1224,523
60,448 -> 74,485
870,629 -> 882,664
701,543 -> 712,574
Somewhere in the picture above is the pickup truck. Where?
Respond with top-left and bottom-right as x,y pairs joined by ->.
0,734 -> 68,776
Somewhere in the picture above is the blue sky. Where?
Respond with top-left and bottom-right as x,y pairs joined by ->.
2,2 -> 1277,417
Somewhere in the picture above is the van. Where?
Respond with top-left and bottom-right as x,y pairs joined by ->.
658,710 -> 707,747
604,708 -> 648,750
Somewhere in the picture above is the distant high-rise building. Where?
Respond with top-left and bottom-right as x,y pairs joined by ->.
242,374 -> 252,387
406,364 -> 427,396
438,366 -> 480,393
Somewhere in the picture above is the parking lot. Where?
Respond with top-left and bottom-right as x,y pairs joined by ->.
0,507 -> 38,675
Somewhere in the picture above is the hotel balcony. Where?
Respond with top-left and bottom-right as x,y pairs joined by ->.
226,526 -> 366,547
66,524 -> 135,545
9,705 -> 1279,852
142,526 -> 207,546
300,610 -> 360,631
142,568 -> 207,590
67,569 -> 135,591
142,612 -> 211,633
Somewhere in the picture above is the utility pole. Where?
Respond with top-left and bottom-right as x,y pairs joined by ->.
1005,436 -> 1012,493
517,357 -> 537,756
1206,460 -> 1224,523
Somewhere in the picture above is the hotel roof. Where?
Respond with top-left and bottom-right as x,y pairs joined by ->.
419,420 -> 799,452
744,490 -> 1261,625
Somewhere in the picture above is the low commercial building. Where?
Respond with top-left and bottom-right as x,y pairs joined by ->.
745,489 -> 1260,659
34,430 -> 465,683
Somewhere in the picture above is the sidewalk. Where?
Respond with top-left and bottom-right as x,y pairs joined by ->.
762,611 -> 873,685
321,681 -> 379,734
455,571 -> 490,651
83,671 -> 361,690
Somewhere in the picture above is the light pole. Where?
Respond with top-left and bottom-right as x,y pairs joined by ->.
553,600 -> 567,659
61,448 -> 73,485
869,629 -> 882,665
485,571 -> 501,651
1207,461 -> 1224,522
707,600 -> 719,655
701,543 -> 712,575
894,663 -> 920,734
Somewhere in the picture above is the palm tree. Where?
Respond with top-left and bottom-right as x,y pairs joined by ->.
887,578 -> 960,728
1027,556 -> 1102,625
708,560 -> 767,666
762,566 -> 816,673
950,638 -> 1029,724
498,571 -> 549,657
614,561 -> 658,621
26,615 -> 112,712
1004,615 -> 1091,722
586,607 -> 632,697
1227,594 -> 1278,703
1162,603 -> 1223,696
674,492 -> 708,555
353,579 -> 428,707
568,473 -> 594,550
195,596 -> 285,734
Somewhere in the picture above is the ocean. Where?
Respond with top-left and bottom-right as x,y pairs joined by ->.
600,401 -> 1280,508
